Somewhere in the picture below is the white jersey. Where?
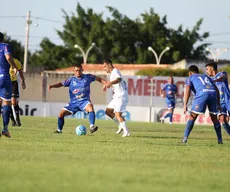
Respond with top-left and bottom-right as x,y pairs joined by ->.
109,68 -> 128,99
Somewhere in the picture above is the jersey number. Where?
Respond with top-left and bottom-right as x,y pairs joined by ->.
198,76 -> 211,85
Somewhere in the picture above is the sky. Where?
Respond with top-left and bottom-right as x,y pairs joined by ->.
1,0 -> 230,61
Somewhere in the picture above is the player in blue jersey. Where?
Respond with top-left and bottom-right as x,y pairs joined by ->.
205,62 -> 230,135
160,76 -> 178,124
0,32 -> 19,138
182,65 -> 223,144
48,63 -> 107,134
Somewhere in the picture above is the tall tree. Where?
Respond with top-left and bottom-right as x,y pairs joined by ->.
4,34 -> 25,62
27,3 -> 210,69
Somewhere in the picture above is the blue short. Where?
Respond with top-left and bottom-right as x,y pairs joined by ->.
0,78 -> 12,100
218,102 -> 230,116
166,99 -> 175,109
191,94 -> 218,114
63,100 -> 91,114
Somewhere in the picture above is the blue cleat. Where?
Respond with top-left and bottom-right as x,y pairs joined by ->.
90,125 -> 98,133
54,129 -> 62,133
182,137 -> 188,143
218,140 -> 223,144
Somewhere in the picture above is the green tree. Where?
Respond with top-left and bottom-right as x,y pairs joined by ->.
4,34 -> 25,62
27,3 -> 210,69
29,38 -> 74,70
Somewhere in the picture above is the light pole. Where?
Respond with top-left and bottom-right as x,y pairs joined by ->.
74,43 -> 95,64
23,11 -> 31,73
148,46 -> 170,65
23,11 -> 39,72
206,47 -> 229,62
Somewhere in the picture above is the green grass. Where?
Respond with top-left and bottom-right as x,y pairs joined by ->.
1,116 -> 230,192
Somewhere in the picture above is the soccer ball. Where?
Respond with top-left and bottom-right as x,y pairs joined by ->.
75,125 -> 87,136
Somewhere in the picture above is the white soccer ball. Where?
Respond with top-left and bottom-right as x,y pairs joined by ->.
75,125 -> 87,136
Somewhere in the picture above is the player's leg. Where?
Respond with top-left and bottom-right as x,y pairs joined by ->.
210,114 -> 223,144
10,97 -> 17,126
208,96 -> 223,144
0,80 -> 13,138
54,106 -> 73,133
219,114 -> 230,135
11,81 -> 21,126
182,112 -> 198,143
83,102 -> 98,133
160,100 -> 174,124
182,95 -> 205,143
0,98 -> 2,117
219,103 -> 230,135
10,81 -> 17,126
113,98 -> 130,137
105,99 -> 122,134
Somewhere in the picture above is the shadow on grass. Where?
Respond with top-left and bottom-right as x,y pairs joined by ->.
135,135 -> 180,139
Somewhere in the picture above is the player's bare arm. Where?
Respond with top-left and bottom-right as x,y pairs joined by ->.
18,70 -> 26,89
5,54 -> 20,71
95,76 -> 107,85
183,85 -> 191,114
106,77 -> 121,88
95,76 -> 108,91
160,89 -> 165,98
48,82 -> 63,90
213,73 -> 227,83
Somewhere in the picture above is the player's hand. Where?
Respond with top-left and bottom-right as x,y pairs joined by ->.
102,85 -> 107,92
183,105 -> 188,114
48,85 -> 52,90
12,68 -> 17,78
106,82 -> 112,88
161,94 -> 165,98
21,81 -> 26,89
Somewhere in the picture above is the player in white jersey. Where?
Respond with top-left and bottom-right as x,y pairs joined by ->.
102,58 -> 130,137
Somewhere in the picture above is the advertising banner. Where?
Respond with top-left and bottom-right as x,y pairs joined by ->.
19,101 -> 212,125
106,76 -> 186,107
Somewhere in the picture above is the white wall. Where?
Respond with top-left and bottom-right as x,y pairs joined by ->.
19,101 -> 213,125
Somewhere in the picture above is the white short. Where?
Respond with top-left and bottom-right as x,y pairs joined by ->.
107,97 -> 128,112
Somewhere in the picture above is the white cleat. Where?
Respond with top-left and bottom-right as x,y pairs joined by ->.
122,132 -> 131,137
116,127 -> 123,135
160,117 -> 164,124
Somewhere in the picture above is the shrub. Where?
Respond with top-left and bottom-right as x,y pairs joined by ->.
136,68 -> 189,77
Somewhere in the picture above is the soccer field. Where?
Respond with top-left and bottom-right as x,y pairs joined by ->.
0,116 -> 230,192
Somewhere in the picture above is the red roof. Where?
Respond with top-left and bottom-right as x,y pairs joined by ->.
56,64 -> 170,72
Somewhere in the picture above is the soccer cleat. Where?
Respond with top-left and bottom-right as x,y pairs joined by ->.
12,122 -> 17,127
116,127 -> 123,135
122,132 -> 131,137
54,129 -> 62,133
160,117 -> 164,124
2,130 -> 11,138
218,140 -> 223,144
90,125 -> 98,133
182,137 -> 188,143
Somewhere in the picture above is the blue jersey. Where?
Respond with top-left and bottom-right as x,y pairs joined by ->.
162,83 -> 177,100
212,71 -> 230,104
186,74 -> 216,97
0,43 -> 11,79
62,74 -> 96,102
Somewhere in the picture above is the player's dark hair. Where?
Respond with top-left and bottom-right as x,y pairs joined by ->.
205,62 -> 218,70
0,32 -> 4,42
188,65 -> 199,73
73,63 -> 83,69
102,58 -> 112,65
